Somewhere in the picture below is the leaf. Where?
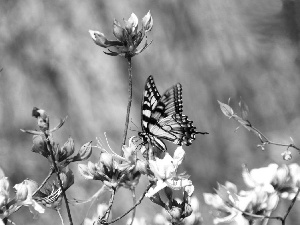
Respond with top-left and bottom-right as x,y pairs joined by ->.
217,101 -> 234,118
239,97 -> 249,120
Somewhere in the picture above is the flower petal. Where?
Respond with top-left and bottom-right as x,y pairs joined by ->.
146,180 -> 167,197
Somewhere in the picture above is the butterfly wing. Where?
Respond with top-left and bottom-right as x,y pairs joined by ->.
140,75 -> 206,152
141,75 -> 161,133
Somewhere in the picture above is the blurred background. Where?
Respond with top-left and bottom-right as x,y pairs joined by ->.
1,0 -> 300,224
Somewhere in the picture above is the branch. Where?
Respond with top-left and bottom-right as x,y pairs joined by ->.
44,132 -> 73,225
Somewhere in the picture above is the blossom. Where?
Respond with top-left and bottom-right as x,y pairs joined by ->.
146,146 -> 191,197
0,178 -> 45,220
89,11 -> 153,57
78,136 -> 146,190
204,182 -> 279,224
204,182 -> 249,225
14,180 -> 45,217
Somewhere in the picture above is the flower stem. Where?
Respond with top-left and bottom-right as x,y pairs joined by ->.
121,56 -> 132,153
44,132 -> 73,225
106,183 -> 153,224
129,188 -> 136,225
99,188 -> 116,224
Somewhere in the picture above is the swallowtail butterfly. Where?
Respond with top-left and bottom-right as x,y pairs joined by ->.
139,75 -> 207,152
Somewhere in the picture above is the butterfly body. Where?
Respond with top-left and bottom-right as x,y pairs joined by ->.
139,75 -> 207,152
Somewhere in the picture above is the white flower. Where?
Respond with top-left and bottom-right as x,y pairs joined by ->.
146,147 -> 191,197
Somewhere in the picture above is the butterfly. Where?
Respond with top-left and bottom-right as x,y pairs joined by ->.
139,75 -> 208,152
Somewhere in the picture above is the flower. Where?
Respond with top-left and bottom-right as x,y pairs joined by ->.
14,180 -> 45,217
78,136 -> 146,190
78,152 -> 126,189
146,146 -> 192,197
89,11 -> 153,57
204,181 -> 279,224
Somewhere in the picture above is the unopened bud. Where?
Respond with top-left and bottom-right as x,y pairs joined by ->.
113,19 -> 125,42
142,11 -> 153,32
89,30 -> 110,48
78,141 -> 92,160
61,138 -> 75,159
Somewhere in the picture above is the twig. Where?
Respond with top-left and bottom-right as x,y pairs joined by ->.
106,183 -> 153,224
44,132 -> 73,225
121,56 -> 133,153
250,125 -> 300,152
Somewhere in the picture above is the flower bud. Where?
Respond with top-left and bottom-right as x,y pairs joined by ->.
77,141 -> 92,161
59,168 -> 74,190
124,13 -> 138,35
113,19 -> 125,42
32,107 -> 49,131
61,137 -> 75,159
14,182 -> 29,202
89,30 -> 110,48
32,135 -> 49,158
142,11 -> 153,33
281,150 -> 292,161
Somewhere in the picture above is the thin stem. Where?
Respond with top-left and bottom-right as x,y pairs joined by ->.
231,204 -> 283,222
57,209 -> 65,225
99,188 -> 116,224
44,132 -> 73,225
129,188 -> 136,225
247,122 -> 300,152
106,183 -> 153,224
121,57 -> 133,153
33,168 -> 55,195
283,187 -> 300,222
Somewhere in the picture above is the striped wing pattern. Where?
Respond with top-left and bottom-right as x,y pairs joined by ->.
140,75 -> 201,151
